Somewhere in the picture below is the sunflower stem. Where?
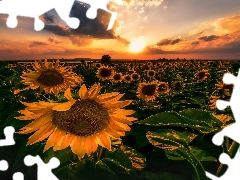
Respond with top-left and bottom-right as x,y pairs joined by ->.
98,146 -> 103,160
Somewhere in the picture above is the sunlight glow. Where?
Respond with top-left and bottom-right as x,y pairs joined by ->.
129,41 -> 145,52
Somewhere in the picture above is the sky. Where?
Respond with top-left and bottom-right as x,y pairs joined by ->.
0,0 -> 240,60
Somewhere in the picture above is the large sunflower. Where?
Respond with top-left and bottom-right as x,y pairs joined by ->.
136,81 -> 159,102
21,58 -> 83,95
15,84 -> 137,159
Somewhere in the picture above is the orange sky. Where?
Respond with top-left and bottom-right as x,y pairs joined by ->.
0,0 -> 240,60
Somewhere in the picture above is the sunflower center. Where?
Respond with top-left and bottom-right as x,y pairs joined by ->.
52,99 -> 110,136
142,84 -> 156,96
132,74 -> 139,80
100,68 -> 112,77
113,74 -> 121,80
148,71 -> 155,76
37,70 -> 64,86
197,72 -> 206,79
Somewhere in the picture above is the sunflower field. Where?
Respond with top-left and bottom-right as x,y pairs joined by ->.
0,59 -> 239,180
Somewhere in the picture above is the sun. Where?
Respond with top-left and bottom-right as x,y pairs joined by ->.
129,41 -> 145,52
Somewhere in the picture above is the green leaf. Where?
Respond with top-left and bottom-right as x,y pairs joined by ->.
165,146 -> 217,162
95,160 -> 118,180
105,145 -> 146,173
137,109 -> 223,134
146,129 -> 196,151
119,145 -> 146,170
146,129 -> 207,180
179,108 -> 222,127
102,158 -> 131,175
43,147 -> 73,164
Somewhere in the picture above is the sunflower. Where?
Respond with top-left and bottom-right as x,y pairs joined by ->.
112,72 -> 123,83
158,82 -> 170,95
171,81 -> 185,91
124,75 -> 132,83
194,69 -> 210,82
147,69 -> 156,78
96,65 -> 114,81
136,81 -> 159,102
15,83 -> 137,159
21,58 -> 82,95
131,73 -> 140,81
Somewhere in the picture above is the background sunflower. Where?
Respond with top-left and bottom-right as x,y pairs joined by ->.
21,58 -> 83,95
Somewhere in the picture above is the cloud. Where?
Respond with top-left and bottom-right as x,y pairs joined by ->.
44,24 -> 71,36
156,38 -> 183,46
123,0 -> 164,7
69,35 -> 93,46
48,34 -> 63,44
40,13 -> 55,24
29,41 -> 49,48
198,35 -> 220,42
213,14 -> 240,33
143,30 -> 240,56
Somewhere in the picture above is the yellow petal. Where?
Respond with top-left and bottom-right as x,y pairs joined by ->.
104,125 -> 121,138
97,92 -> 120,100
27,122 -> 54,145
18,111 -> 52,134
110,115 -> 133,125
88,84 -> 101,99
97,133 -> 111,151
113,109 -> 135,116
52,100 -> 76,111
100,94 -> 124,104
79,84 -> 88,99
64,88 -> 74,101
103,100 -> 132,109
59,133 -> 74,150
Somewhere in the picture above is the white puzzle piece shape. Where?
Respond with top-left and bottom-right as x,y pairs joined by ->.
24,155 -> 60,180
0,0 -> 122,31
0,126 -> 15,146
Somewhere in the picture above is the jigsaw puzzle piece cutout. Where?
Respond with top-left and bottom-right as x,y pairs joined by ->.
77,0 -> 122,30
0,160 -> 8,171
0,126 -> 15,146
0,0 -> 80,31
206,149 -> 240,180
24,155 -> 60,180
12,172 -> 24,180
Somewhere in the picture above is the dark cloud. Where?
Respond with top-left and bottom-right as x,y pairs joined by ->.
171,38 -> 183,45
198,35 -> 220,41
156,38 -> 183,46
41,13 -> 55,24
69,2 -> 116,39
44,24 -> 71,36
156,39 -> 172,46
29,41 -> 49,48
43,2 -> 117,39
